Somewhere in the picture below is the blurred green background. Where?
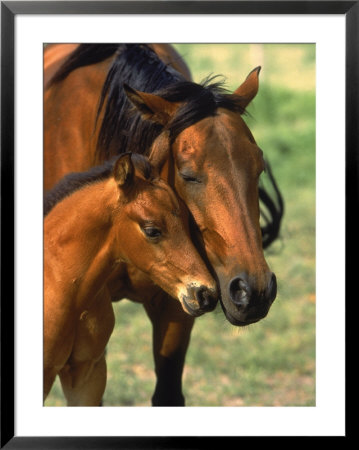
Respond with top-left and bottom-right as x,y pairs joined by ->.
46,44 -> 316,407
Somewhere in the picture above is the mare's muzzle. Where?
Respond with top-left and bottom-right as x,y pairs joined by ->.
182,285 -> 218,317
222,272 -> 277,326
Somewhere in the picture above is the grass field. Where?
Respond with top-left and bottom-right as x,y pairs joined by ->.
46,44 -> 316,407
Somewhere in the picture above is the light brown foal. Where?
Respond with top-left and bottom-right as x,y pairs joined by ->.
44,153 -> 218,406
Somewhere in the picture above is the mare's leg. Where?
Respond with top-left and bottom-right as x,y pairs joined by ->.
59,292 -> 115,406
144,293 -> 195,406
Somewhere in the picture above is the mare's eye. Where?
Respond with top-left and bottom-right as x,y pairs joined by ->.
142,226 -> 162,240
179,172 -> 201,183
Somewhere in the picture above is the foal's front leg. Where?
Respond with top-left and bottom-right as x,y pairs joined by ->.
59,291 -> 115,406
59,353 -> 107,406
144,293 -> 195,406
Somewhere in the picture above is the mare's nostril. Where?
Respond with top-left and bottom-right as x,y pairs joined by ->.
268,273 -> 277,303
229,276 -> 251,307
238,279 -> 249,294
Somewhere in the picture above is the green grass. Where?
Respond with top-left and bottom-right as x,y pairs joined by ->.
45,44 -> 316,407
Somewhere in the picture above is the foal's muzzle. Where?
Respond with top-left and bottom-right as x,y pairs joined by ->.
225,272 -> 277,325
182,285 -> 218,317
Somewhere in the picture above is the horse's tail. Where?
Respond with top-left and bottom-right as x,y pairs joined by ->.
259,159 -> 284,249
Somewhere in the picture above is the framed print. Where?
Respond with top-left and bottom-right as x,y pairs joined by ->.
1,1 -> 355,447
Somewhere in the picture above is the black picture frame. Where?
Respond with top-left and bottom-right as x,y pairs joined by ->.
1,1 -> 355,447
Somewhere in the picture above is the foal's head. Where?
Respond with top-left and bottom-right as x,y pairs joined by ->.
112,153 -> 218,316
124,69 -> 277,326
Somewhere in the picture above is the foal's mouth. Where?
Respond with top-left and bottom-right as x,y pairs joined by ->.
181,299 -> 206,317
180,291 -> 218,317
178,283 -> 219,317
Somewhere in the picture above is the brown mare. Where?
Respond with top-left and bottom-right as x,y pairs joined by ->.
44,44 -> 283,405
44,153 -> 218,405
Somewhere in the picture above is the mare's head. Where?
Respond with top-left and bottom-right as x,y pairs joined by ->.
124,69 -> 277,326
112,153 -> 218,316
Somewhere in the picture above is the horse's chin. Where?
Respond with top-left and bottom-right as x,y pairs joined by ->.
222,306 -> 261,327
219,296 -> 266,327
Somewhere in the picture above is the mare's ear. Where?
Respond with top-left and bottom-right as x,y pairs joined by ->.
148,131 -> 171,172
113,153 -> 134,188
123,84 -> 179,126
233,66 -> 261,109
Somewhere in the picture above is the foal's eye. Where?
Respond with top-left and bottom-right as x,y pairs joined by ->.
142,226 -> 162,240
179,172 -> 201,184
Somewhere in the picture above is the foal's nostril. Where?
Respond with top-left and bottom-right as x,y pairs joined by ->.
194,287 -> 217,310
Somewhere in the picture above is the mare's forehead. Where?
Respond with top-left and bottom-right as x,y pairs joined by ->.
173,112 -> 263,176
178,111 -> 251,148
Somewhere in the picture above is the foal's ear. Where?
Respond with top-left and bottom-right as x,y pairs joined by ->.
233,66 -> 261,109
123,84 -> 179,126
113,153 -> 134,188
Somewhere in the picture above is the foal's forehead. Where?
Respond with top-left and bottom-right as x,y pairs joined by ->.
135,181 -> 180,216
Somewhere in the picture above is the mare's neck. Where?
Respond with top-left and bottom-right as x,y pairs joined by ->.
44,179 -> 120,309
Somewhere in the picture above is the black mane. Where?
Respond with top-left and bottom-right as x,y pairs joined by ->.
50,43 -> 120,84
163,77 -> 246,142
51,44 -> 246,159
95,44 -> 246,160
44,154 -> 152,217
95,44 -> 182,159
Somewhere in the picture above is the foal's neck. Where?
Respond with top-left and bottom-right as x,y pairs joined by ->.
44,179 -> 120,309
